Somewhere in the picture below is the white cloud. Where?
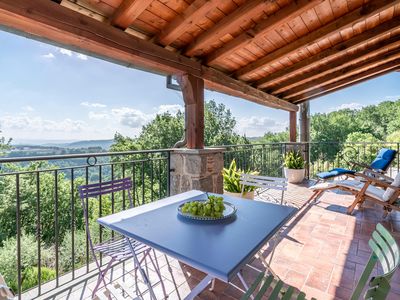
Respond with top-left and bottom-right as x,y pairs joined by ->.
22,105 -> 35,112
111,107 -> 151,128
80,101 -> 107,108
157,104 -> 183,115
59,48 -> 73,56
385,95 -> 400,101
236,116 -> 287,137
41,53 -> 55,59
76,53 -> 88,60
88,111 -> 110,120
0,114 -> 86,133
329,102 -> 365,112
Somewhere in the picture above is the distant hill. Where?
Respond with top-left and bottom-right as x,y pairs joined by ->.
42,139 -> 114,150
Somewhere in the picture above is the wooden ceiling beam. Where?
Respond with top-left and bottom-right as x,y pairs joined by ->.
202,67 -> 298,111
185,0 -> 269,57
235,0 -> 400,80
290,58 -> 400,103
281,48 -> 400,99
205,0 -> 324,65
294,67 -> 399,103
110,0 -> 151,29
156,0 -> 219,46
0,0 -> 297,112
256,17 -> 400,89
271,35 -> 400,95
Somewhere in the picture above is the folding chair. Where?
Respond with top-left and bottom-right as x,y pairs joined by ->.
240,174 -> 288,205
78,178 -> 166,299
241,223 -> 400,300
316,148 -> 396,182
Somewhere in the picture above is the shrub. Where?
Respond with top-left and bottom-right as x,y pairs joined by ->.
0,233 -> 54,292
283,151 -> 305,169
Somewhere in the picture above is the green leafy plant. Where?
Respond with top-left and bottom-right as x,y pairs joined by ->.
283,150 -> 305,169
222,159 -> 257,193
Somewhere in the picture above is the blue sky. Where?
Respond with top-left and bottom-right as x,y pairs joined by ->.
0,30 -> 399,143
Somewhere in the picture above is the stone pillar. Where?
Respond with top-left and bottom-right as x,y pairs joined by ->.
170,148 -> 225,195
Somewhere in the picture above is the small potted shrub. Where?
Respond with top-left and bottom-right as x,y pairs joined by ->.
222,159 -> 257,199
283,150 -> 305,183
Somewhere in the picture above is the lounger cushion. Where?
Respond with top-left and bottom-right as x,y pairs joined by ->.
370,148 -> 397,171
310,179 -> 362,191
383,172 -> 400,202
317,168 -> 356,179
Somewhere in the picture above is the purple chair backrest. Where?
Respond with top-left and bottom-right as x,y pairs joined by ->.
78,178 -> 133,199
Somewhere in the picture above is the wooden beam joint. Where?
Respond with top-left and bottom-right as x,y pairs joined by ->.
177,74 -> 205,149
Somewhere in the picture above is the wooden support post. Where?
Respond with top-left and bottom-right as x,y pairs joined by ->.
177,74 -> 204,149
299,101 -> 310,143
289,111 -> 297,142
299,101 -> 310,178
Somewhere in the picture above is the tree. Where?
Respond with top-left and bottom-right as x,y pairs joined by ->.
111,100 -> 249,151
0,130 -> 11,155
258,131 -> 289,143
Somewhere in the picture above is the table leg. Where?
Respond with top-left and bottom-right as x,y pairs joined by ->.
184,274 -> 213,300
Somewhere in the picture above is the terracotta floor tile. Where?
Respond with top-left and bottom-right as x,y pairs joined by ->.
305,268 -> 332,292
284,270 -> 307,289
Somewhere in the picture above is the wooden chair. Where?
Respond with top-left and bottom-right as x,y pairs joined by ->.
309,170 -> 400,217
316,148 -> 397,182
241,223 -> 400,300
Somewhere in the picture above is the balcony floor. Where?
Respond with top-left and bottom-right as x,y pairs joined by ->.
46,182 -> 400,300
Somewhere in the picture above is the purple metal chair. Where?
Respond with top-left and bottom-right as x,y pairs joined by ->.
78,178 -> 166,299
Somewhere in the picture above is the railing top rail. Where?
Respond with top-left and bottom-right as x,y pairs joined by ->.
0,149 -> 172,163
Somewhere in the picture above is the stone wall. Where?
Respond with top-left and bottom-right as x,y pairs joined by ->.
170,148 -> 225,195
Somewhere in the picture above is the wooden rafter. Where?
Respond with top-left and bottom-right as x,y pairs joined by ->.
110,0 -> 151,29
185,0 -> 269,57
205,0 -> 324,65
294,67 -> 399,103
156,0 -> 219,46
0,0 -> 298,112
235,0 -> 400,80
271,35 -> 400,95
281,48 -> 400,99
256,17 -> 400,89
202,67 -> 298,111
290,58 -> 400,103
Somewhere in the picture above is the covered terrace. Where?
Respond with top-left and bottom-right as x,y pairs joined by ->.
0,0 -> 400,299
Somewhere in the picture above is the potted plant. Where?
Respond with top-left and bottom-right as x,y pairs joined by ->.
283,150 -> 305,183
222,159 -> 257,199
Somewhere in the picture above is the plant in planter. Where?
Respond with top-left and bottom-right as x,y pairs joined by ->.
283,150 -> 306,183
222,159 -> 257,199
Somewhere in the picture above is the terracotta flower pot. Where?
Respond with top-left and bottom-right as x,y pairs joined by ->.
284,168 -> 305,183
224,190 -> 255,200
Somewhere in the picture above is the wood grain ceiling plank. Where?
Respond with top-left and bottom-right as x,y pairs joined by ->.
185,0 -> 269,57
206,0 -> 323,65
256,17 -> 400,89
156,0 -> 220,46
236,0 -> 400,80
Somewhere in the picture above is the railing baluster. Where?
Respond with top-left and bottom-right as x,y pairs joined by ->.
36,171 -> 42,295
85,166 -> 89,273
71,168 -> 75,279
16,174 -> 22,299
141,160 -> 145,205
99,165 -> 103,264
54,170 -> 59,287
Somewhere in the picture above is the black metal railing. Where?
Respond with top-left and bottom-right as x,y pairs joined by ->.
0,150 -> 171,299
222,142 -> 400,178
1,141 -> 400,298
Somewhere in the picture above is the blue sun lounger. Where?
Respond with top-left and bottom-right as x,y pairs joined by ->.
316,148 -> 397,181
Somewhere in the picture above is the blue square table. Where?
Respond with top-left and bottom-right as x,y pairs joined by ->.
98,190 -> 296,299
